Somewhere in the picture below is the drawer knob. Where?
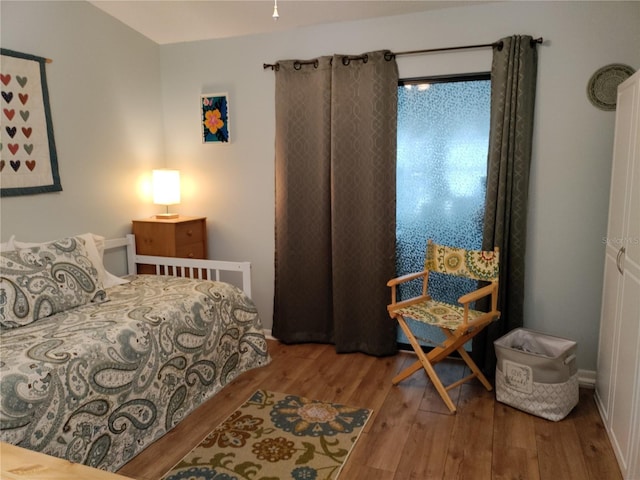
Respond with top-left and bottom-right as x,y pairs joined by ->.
188,253 -> 194,258
187,230 -> 193,236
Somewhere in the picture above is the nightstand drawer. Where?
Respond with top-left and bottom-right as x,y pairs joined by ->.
134,233 -> 170,256
175,221 -> 205,245
176,242 -> 205,259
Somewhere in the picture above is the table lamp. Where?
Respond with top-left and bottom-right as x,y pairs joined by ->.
152,169 -> 180,219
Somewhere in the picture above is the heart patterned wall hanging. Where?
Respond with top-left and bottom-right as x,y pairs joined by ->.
0,48 -> 62,197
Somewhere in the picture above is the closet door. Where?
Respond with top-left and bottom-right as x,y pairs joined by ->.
596,70 -> 640,480
596,70 -> 636,423
618,69 -> 640,480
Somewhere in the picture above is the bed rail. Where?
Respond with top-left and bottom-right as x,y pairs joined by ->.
104,234 -> 252,297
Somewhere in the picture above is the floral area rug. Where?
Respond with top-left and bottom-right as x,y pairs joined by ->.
162,389 -> 371,480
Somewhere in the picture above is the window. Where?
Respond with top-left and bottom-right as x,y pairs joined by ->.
396,74 -> 491,346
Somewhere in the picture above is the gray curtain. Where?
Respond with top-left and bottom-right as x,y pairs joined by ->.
273,51 -> 398,356
473,35 -> 539,373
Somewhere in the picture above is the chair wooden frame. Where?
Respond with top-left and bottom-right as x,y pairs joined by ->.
387,240 -> 500,413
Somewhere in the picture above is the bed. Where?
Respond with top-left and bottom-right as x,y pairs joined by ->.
0,233 -> 270,471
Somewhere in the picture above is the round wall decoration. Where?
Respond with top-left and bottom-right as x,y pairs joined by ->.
587,64 -> 636,111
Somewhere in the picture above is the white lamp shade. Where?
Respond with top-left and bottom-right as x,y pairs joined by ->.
152,169 -> 181,205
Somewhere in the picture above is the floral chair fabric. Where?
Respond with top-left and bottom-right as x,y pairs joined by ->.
425,241 -> 499,282
394,300 -> 485,330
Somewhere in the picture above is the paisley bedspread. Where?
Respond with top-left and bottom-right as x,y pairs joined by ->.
0,275 -> 270,471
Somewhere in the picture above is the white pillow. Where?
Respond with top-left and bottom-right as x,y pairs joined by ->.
0,235 -> 16,252
13,233 -> 129,288
88,234 -> 130,287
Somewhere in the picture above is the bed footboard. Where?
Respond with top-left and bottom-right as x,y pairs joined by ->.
104,234 -> 252,297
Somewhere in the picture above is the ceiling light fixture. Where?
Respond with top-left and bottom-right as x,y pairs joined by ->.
272,0 -> 279,21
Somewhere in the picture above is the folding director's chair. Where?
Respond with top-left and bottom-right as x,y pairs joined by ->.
387,240 -> 500,413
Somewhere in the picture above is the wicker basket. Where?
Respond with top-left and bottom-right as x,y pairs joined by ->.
494,328 -> 578,421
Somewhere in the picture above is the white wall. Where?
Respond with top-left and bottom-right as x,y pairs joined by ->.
158,1 -> 639,371
0,1 -> 164,241
1,1 -> 639,371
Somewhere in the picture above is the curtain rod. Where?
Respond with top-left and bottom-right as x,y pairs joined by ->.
263,37 -> 543,70
393,37 -> 542,58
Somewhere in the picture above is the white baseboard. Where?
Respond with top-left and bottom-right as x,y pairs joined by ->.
264,329 -> 275,341
578,369 -> 596,388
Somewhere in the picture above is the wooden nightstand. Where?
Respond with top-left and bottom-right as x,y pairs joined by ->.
132,216 -> 207,274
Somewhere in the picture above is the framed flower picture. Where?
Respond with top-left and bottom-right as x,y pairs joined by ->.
201,93 -> 230,143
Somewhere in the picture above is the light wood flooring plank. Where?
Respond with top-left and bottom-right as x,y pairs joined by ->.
442,384 -> 495,480
572,389 -> 623,480
492,401 -> 540,480
296,349 -> 378,404
534,410 -> 591,480
347,353 -> 407,434
393,410 -> 456,479
346,356 -> 429,473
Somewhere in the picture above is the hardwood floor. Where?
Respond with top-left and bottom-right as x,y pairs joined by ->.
118,340 -> 622,480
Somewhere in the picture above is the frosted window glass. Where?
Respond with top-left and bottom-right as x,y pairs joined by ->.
396,79 -> 490,346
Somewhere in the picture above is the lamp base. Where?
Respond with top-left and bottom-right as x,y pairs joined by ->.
155,213 -> 179,219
